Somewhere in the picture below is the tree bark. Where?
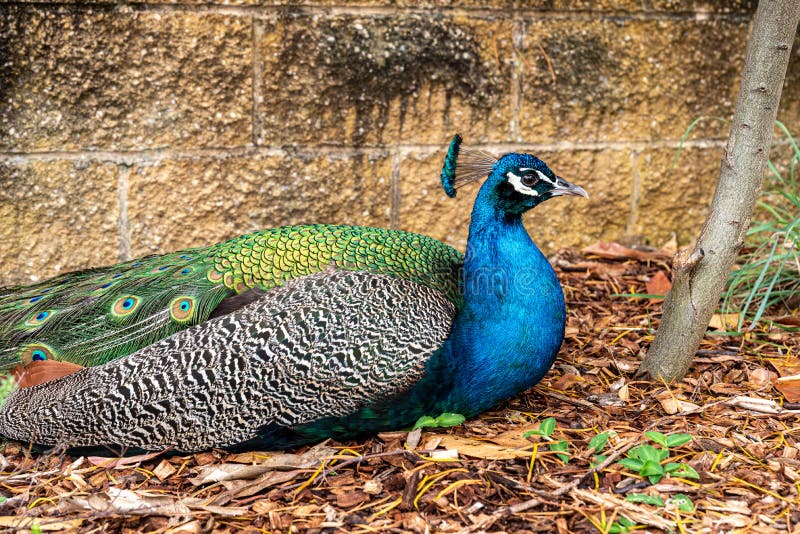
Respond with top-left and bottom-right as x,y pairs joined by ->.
639,0 -> 800,382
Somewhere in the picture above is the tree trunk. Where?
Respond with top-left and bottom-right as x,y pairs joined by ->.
639,0 -> 800,382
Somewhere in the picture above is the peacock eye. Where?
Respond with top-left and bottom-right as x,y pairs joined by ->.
521,173 -> 538,187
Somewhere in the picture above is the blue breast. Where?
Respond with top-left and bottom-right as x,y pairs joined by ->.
433,195 -> 565,415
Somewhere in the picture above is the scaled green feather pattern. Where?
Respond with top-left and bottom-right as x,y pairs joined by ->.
0,225 -> 464,370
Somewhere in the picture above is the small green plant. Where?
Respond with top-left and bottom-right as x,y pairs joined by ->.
617,432 -> 699,484
607,516 -> 640,534
549,439 -> 570,462
588,431 -> 611,466
523,416 -> 556,438
413,412 -> 465,429
523,417 -> 570,462
626,492 -> 694,512
667,493 -> 695,512
626,493 -> 665,507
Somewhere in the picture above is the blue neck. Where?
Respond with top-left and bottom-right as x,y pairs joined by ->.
438,184 -> 566,415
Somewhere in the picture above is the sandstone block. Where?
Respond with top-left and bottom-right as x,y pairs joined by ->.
523,149 -> 632,251
258,13 -> 514,147
632,146 -> 721,245
399,150 -> 476,252
0,160 -> 119,286
518,18 -> 748,143
0,7 -> 252,151
128,153 -> 393,256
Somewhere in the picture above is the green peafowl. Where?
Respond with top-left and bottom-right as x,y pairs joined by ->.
0,135 -> 587,453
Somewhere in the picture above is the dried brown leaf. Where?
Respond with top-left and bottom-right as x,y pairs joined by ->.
435,434 -> 530,460
336,491 -> 369,508
0,517 -> 84,531
709,313 -> 740,330
153,459 -> 177,481
774,374 -> 800,402
646,270 -> 671,299
87,448 -> 168,468
583,242 -> 668,261
63,487 -> 191,516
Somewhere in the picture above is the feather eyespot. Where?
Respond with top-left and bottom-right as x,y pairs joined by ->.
174,266 -> 196,278
170,296 -> 196,323
149,265 -> 171,274
24,309 -> 54,328
92,281 -> 118,294
27,296 -> 43,304
19,344 -> 56,364
112,295 -> 141,317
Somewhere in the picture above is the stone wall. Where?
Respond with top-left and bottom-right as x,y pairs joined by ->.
1,1 -> 798,285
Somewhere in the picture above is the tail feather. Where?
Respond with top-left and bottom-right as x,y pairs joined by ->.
0,225 -> 465,371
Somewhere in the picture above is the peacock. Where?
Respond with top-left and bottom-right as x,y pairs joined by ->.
0,135 -> 587,453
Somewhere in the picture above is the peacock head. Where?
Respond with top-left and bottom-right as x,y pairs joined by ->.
440,134 -> 588,216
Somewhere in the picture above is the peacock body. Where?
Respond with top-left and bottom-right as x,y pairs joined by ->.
0,135 -> 587,452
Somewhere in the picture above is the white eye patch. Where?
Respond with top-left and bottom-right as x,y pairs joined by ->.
506,169 -> 554,196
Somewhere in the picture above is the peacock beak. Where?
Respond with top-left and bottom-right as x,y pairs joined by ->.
550,176 -> 589,198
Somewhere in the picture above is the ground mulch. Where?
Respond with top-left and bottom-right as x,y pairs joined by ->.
1,246 -> 798,533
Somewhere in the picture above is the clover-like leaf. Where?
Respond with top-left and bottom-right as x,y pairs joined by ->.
589,432 -> 610,453
644,431 -> 668,447
626,445 -> 643,460
640,460 -> 665,478
550,440 -> 570,463
608,516 -> 638,533
671,464 -> 700,480
413,416 -> 437,429
637,445 -> 662,464
668,493 -> 695,512
618,458 -> 644,472
666,433 -> 693,448
539,417 -> 556,437
414,413 -> 466,429
434,413 -> 466,427
626,493 -> 665,507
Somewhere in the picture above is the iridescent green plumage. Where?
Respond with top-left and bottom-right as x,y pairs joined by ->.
0,225 -> 463,370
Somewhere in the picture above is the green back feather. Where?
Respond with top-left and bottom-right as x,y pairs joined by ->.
0,225 -> 464,370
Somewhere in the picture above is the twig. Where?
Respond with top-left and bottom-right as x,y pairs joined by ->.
540,389 -> 604,411
467,437 -> 638,531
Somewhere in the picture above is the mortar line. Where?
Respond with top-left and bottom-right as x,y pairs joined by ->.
1,2 -> 753,23
627,150 -> 641,236
0,138 -> 745,164
116,165 -> 132,262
